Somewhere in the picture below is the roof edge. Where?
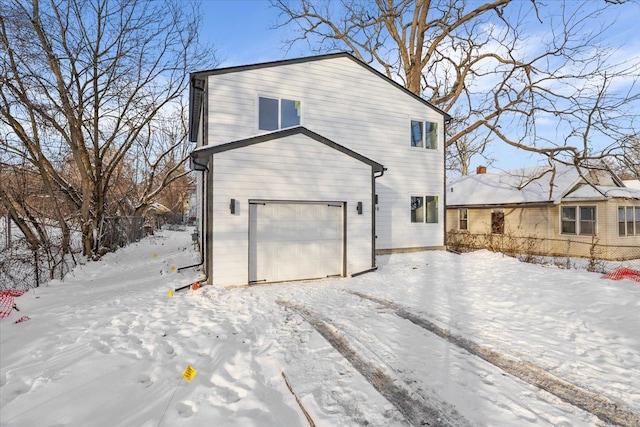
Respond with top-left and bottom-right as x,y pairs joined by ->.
191,126 -> 384,172
191,52 -> 451,122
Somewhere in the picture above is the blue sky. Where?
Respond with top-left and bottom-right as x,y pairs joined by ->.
196,0 -> 640,173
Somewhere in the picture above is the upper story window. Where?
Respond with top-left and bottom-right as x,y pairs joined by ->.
561,205 -> 597,235
411,195 -> 438,223
259,97 -> 300,131
410,120 -> 438,149
618,206 -> 640,237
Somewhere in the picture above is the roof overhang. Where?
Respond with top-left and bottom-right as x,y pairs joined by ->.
188,52 -> 452,125
190,126 -> 385,174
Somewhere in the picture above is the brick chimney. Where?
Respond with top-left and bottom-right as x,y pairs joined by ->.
476,165 -> 487,174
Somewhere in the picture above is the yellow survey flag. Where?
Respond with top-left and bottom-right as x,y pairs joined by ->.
182,365 -> 197,382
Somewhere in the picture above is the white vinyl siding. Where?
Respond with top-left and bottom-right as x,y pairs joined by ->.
209,133 -> 374,286
206,56 -> 445,250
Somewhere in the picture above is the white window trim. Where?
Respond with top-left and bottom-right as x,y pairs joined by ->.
618,205 -> 640,237
560,205 -> 598,236
256,95 -> 302,132
459,208 -> 468,231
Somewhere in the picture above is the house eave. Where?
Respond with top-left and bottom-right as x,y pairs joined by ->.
190,126 -> 385,173
190,52 -> 451,123
447,201 -> 554,209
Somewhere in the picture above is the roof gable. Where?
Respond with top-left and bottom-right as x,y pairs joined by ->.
189,53 -> 451,142
191,126 -> 384,173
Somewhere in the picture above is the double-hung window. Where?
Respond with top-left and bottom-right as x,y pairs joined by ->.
459,208 -> 468,230
411,196 -> 438,223
259,96 -> 300,131
410,120 -> 438,149
618,206 -> 640,236
561,205 -> 597,235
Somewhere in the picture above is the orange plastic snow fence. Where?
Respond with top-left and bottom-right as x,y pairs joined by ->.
602,268 -> 640,282
0,289 -> 26,319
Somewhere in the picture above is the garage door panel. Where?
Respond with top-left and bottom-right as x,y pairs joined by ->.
249,202 -> 343,283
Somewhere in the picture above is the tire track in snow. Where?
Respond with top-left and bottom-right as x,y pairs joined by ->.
350,291 -> 640,427
277,299 -> 470,427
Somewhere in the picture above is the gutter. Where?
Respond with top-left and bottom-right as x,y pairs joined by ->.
176,158 -> 209,289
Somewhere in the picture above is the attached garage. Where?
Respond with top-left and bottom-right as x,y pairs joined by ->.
191,127 -> 384,286
249,201 -> 345,283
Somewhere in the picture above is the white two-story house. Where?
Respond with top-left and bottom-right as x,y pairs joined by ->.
189,52 -> 450,286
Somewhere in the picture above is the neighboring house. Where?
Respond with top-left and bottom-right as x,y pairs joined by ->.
446,164 -> 640,260
189,53 -> 451,286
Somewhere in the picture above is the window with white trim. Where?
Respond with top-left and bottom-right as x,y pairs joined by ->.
618,206 -> 640,236
561,205 -> 597,235
258,96 -> 300,131
411,195 -> 438,223
459,208 -> 468,230
410,120 -> 438,149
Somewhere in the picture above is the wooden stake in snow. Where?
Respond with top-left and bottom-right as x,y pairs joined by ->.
281,371 -> 315,427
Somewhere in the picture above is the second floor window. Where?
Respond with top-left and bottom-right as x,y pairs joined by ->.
259,97 -> 300,131
410,120 -> 438,149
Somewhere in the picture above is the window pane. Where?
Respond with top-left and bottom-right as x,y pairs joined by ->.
627,207 -> 635,236
410,120 -> 423,147
411,196 -> 424,222
579,206 -> 596,236
281,99 -> 300,128
619,207 -> 626,236
258,97 -> 278,130
426,196 -> 438,223
425,121 -> 438,149
636,207 -> 640,236
580,220 -> 594,236
561,207 -> 576,234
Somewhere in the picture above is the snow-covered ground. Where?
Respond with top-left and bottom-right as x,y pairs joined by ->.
1,229 -> 639,427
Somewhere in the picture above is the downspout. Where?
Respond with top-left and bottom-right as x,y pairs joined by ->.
177,157 -> 208,282
442,115 -> 451,250
368,167 -> 387,271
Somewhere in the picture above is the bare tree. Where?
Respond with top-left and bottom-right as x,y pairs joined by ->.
273,0 -> 640,175
606,135 -> 640,179
0,0 -> 214,261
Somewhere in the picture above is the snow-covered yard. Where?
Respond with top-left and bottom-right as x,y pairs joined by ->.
1,229 -> 639,426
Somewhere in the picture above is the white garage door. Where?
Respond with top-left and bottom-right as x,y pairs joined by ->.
249,201 -> 344,283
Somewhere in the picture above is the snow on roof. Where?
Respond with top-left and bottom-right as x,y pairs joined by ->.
564,184 -> 640,200
447,164 -> 582,206
623,179 -> 640,189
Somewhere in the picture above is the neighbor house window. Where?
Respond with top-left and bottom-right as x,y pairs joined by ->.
259,96 -> 300,130
410,120 -> 438,149
561,205 -> 597,235
411,195 -> 438,223
618,206 -> 640,236
459,208 -> 468,230
491,210 -> 504,234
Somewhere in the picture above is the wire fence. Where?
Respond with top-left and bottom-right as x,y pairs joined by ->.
446,231 -> 640,272
1,215 -> 150,290
99,216 -> 146,251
